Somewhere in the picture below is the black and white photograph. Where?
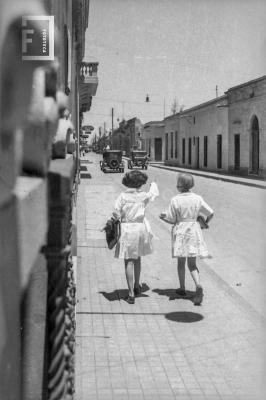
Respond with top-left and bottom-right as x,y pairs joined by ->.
0,0 -> 266,399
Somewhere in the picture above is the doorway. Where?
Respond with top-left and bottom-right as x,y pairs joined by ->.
154,138 -> 162,161
165,133 -> 168,160
250,116 -> 259,174
234,134 -> 240,170
195,137 -> 199,169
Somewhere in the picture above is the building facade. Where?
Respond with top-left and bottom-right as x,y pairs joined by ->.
164,114 -> 181,164
0,1 -> 98,399
176,96 -> 229,172
111,117 -> 142,156
142,121 -> 165,161
227,76 -> 266,177
142,76 -> 266,178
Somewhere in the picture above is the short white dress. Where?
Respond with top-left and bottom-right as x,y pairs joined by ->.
113,182 -> 159,259
163,192 -> 213,258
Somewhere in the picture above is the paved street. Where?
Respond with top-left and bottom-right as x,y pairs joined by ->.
75,153 -> 266,400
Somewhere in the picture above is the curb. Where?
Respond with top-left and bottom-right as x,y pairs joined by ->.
149,163 -> 266,190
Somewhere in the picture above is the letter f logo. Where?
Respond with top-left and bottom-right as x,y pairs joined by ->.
22,17 -> 34,54
22,29 -> 34,53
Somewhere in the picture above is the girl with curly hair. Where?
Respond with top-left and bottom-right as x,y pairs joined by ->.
113,170 -> 159,304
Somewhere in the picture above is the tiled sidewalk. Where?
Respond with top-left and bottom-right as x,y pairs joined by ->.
75,158 -> 266,400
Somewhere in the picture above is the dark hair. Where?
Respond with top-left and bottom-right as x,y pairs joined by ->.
177,173 -> 194,192
122,170 -> 148,189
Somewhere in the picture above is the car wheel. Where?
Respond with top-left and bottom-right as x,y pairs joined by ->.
110,159 -> 119,169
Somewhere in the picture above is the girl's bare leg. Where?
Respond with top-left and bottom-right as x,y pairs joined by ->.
125,259 -> 134,297
187,257 -> 200,287
188,257 -> 203,305
177,257 -> 186,290
133,257 -> 141,289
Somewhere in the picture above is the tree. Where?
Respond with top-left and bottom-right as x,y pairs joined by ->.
171,97 -> 178,114
171,97 -> 185,114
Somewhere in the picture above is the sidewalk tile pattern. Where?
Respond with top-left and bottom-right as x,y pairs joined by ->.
75,157 -> 266,400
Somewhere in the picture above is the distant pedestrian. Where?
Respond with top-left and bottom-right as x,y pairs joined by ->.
113,171 -> 159,304
159,173 -> 213,305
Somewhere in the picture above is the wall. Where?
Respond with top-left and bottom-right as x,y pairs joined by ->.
142,122 -> 165,161
165,97 -> 229,173
0,1 -> 90,399
164,114 -> 180,163
227,76 -> 266,177
111,117 -> 143,156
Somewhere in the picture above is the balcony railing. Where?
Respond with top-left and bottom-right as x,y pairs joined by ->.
79,62 -> 99,97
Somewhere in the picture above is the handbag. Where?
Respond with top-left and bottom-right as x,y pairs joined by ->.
103,218 -> 121,249
197,215 -> 209,229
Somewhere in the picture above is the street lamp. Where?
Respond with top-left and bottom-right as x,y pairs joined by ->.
145,93 -> 166,119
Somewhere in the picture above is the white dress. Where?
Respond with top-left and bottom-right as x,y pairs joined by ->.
113,182 -> 159,259
163,192 -> 213,258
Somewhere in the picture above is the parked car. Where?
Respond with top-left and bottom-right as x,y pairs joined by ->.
127,150 -> 149,169
100,150 -> 124,173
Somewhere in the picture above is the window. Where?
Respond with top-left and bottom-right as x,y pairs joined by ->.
203,136 -> 208,167
182,138 -> 186,163
234,134 -> 240,170
170,132 -> 173,158
193,116 -> 196,124
175,131 -> 178,158
217,135 -> 222,168
165,133 -> 168,160
188,138 -> 192,165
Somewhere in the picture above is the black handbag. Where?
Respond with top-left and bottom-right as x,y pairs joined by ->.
103,218 -> 121,249
197,215 -> 209,229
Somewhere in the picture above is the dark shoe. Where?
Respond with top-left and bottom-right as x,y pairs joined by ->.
124,295 -> 135,304
134,285 -> 142,296
194,286 -> 203,305
176,288 -> 186,296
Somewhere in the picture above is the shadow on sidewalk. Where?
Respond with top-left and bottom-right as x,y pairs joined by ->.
153,288 -> 195,303
100,283 -> 150,302
165,311 -> 203,323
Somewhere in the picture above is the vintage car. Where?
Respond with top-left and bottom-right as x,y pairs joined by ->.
127,150 -> 149,169
100,150 -> 124,173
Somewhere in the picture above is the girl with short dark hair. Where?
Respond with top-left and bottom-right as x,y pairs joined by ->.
113,170 -> 159,304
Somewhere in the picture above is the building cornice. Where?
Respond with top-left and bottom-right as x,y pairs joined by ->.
179,95 -> 227,116
226,75 -> 266,93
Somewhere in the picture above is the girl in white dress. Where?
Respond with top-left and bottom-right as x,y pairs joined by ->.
113,170 -> 159,304
160,173 -> 213,305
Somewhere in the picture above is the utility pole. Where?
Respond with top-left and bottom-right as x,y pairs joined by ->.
122,101 -> 125,120
216,85 -> 218,98
111,107 -> 114,134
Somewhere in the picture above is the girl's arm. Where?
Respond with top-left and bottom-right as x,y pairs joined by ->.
112,193 -> 124,220
159,198 -> 177,224
146,182 -> 159,202
159,212 -> 174,224
199,197 -> 214,224
205,213 -> 214,224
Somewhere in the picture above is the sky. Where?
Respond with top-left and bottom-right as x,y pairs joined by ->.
83,0 -> 266,138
